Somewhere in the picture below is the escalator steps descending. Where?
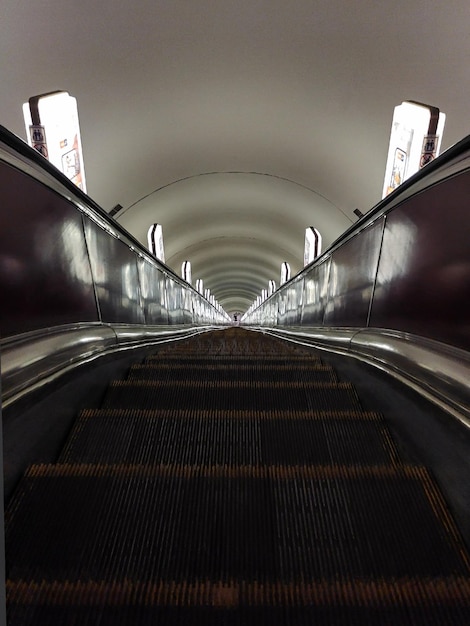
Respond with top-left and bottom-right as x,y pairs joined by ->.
59,409 -> 399,466
5,328 -> 470,625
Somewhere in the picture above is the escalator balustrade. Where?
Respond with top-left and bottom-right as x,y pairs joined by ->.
5,328 -> 470,624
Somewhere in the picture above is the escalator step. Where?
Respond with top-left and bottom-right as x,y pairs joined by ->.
59,409 -> 399,466
6,578 -> 470,626
101,380 -> 362,411
151,332 -> 315,358
127,363 -> 338,383
7,327 -> 470,624
6,464 -> 469,583
155,344 -> 308,356
146,356 -> 323,365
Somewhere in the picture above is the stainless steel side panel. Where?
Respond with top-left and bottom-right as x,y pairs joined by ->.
83,215 -> 146,325
1,324 -> 217,405
182,288 -> 194,325
285,277 -> 304,326
0,161 -> 99,338
351,329 -> 470,420
167,277 -> 183,324
323,218 -> 385,327
137,257 -> 168,325
369,170 -> 470,351
301,257 -> 331,325
111,324 -> 207,344
1,324 -> 116,401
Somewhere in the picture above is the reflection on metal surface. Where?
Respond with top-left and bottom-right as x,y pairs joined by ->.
137,258 -> 167,324
0,131 -> 228,404
248,157 -> 470,350
84,216 -> 145,325
301,258 -> 331,326
243,152 -> 470,423
370,171 -> 470,350
1,324 -> 116,402
324,219 -> 384,327
1,324 -> 215,407
259,326 -> 470,428
373,216 -> 416,285
0,161 -> 98,337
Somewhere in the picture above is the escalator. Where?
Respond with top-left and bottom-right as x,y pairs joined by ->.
5,327 -> 470,625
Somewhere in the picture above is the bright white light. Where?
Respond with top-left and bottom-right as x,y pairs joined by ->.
382,101 -> 446,198
23,91 -> 87,192
304,227 -> 322,266
280,262 -> 291,285
181,260 -> 192,284
147,224 -> 165,262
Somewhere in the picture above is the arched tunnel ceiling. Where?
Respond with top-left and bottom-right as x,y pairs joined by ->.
2,1 -> 470,314
118,172 -> 351,312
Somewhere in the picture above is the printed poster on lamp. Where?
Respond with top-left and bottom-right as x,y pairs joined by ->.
23,91 -> 87,193
382,101 -> 445,199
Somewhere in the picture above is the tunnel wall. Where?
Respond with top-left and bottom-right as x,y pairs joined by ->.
246,141 -> 470,354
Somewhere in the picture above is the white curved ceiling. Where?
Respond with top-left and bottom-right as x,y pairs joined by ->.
2,1 -> 470,314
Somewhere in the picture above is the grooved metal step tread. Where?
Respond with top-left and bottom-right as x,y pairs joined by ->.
128,363 -> 337,383
8,577 -> 470,608
109,380 -> 350,389
77,408 -> 383,420
59,409 -> 399,466
102,380 -> 362,411
6,327 -> 470,625
6,603 -> 470,626
18,461 -> 430,479
147,355 -> 323,364
6,463 -> 469,584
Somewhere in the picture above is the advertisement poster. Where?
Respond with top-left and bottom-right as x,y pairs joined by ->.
384,123 -> 413,196
382,102 -> 446,199
23,91 -> 87,192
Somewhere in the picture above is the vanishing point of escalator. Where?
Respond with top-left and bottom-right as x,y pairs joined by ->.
5,328 -> 470,624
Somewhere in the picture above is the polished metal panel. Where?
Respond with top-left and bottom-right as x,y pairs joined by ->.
260,326 -> 357,350
182,288 -> 194,324
137,257 -> 168,324
83,215 -> 145,325
301,257 -> 331,325
351,329 -> 470,421
1,324 -> 116,402
159,273 -> 170,324
166,277 -> 183,324
323,218 -> 385,327
262,292 -> 278,326
1,323 -> 215,405
0,161 -> 98,338
0,133 -> 227,408
111,324 -> 199,343
284,277 -> 304,326
277,289 -> 288,326
370,170 -> 470,351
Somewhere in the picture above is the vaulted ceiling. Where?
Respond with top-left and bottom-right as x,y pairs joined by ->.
2,1 -> 470,314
